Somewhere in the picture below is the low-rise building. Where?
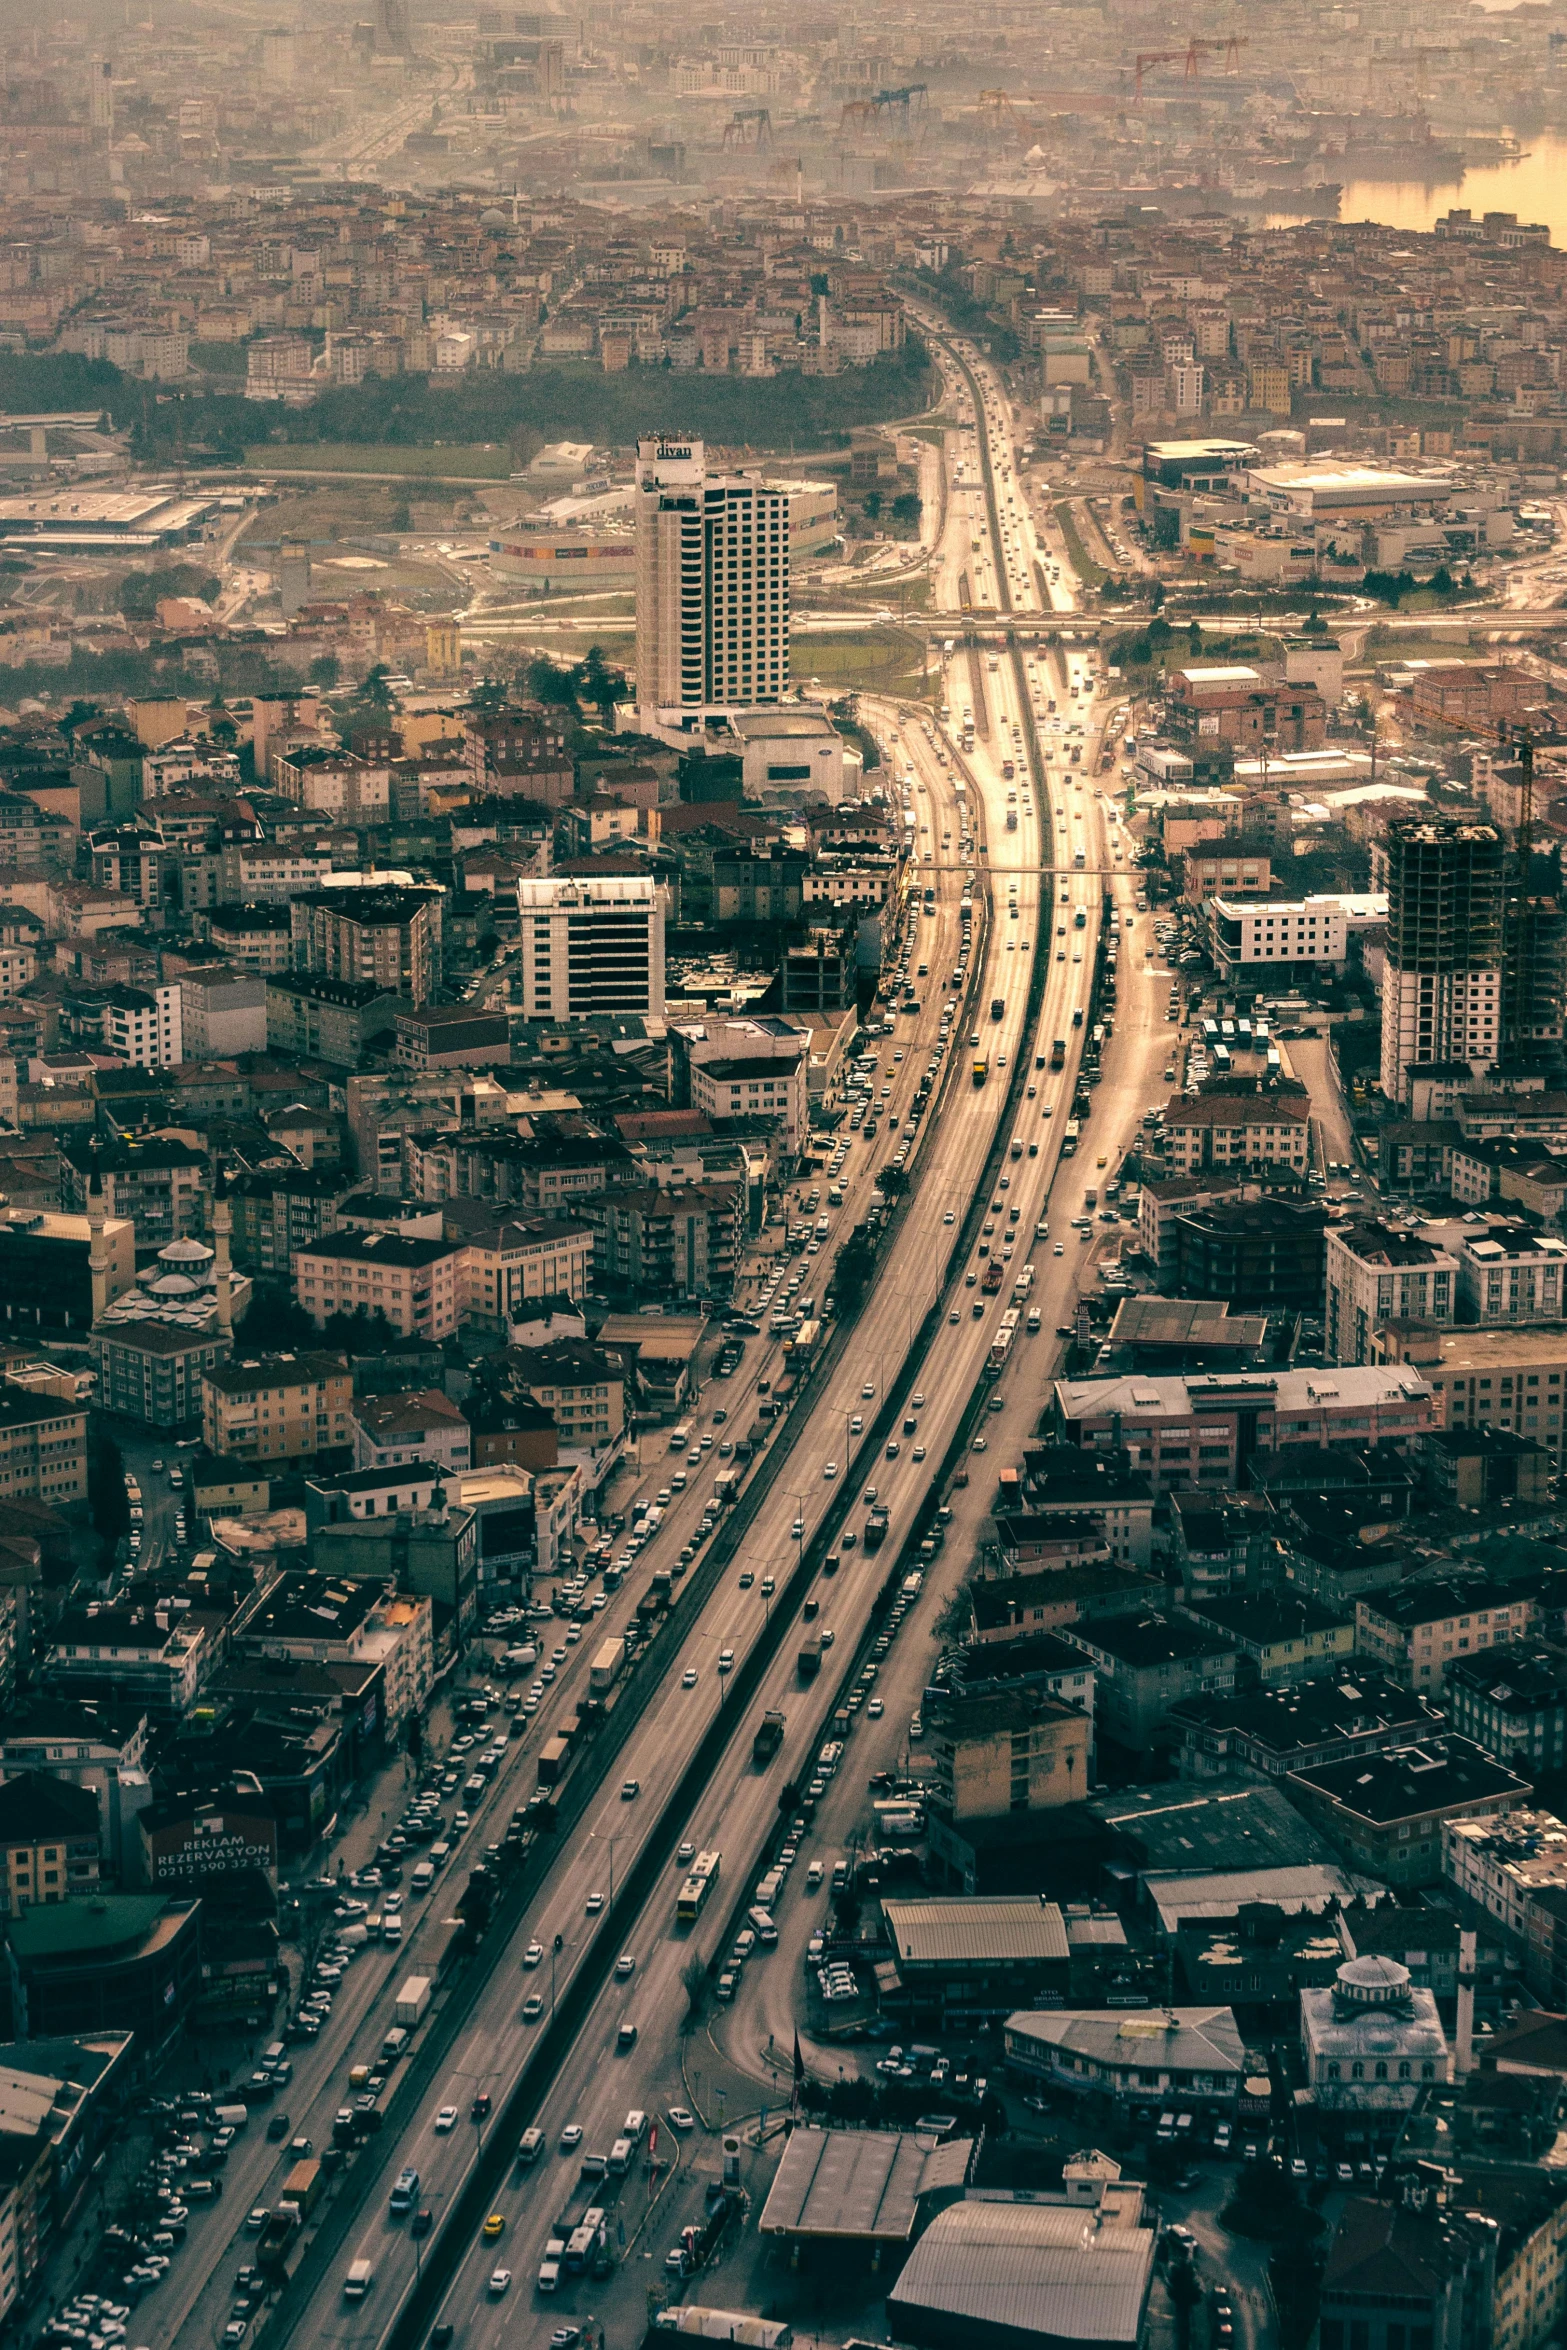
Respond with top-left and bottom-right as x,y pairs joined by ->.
1375,1325 -> 1567,1474
1442,1810 -> 1567,2005
1326,1222 -> 1459,1366
881,1897 -> 1071,2021
4,1892 -> 202,2053
232,1572 -> 433,1740
1207,895 -> 1352,975
1166,1671 -> 1445,1783
1004,2004 -> 1245,2108
1159,1088 -> 1313,1176
351,1389 -> 471,1475
584,1181 -> 739,1302
1318,2197 -> 1498,2350
928,1687 -> 1094,1824
1051,1367 -> 1435,1495
1288,1735 -> 1529,1887
508,1339 -> 625,1454
438,1204 -> 592,1329
0,1390 -> 87,1510
265,973 -> 402,1067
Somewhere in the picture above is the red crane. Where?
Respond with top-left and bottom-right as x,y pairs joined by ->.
1133,34 -> 1248,99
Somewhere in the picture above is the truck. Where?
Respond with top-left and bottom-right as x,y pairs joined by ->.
864,1506 -> 889,1552
653,2311 -> 792,2348
738,1419 -> 769,1461
752,1710 -> 786,1764
990,997 -> 1005,1021
538,1734 -> 571,1786
589,1638 -> 626,1698
257,2209 -> 304,2273
670,1421 -> 693,1453
797,1634 -> 823,1681
982,1259 -> 1005,1293
783,1320 -> 819,1360
1050,1037 -> 1066,1069
1012,1265 -> 1035,1299
713,1468 -> 740,1505
278,2159 -> 323,2220
972,1057 -> 989,1086
394,1975 -> 431,2027
987,1309 -> 1020,1374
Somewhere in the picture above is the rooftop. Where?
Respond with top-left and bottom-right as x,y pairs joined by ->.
882,1898 -> 1071,1970
888,2196 -> 1156,2348
759,2125 -> 973,2244
1289,1735 -> 1531,1826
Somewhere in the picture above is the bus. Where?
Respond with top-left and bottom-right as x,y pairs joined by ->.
1061,1120 -> 1080,1157
676,1850 -> 722,1925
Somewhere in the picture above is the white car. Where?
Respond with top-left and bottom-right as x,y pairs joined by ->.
667,2107 -> 696,2133
823,1461 -> 838,1480
489,2270 -> 512,2297
435,2105 -> 459,2132
523,1943 -> 544,1969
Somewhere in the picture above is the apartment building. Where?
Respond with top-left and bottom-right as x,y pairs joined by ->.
689,1049 -> 807,1158
1454,1231 -> 1567,1326
1380,817 -> 1505,1108
101,983 -> 182,1070
0,1773 -> 102,1917
1355,1578 -> 1537,1692
200,1350 -> 353,1465
585,1181 -> 738,1301
62,1138 -> 207,1250
1057,1612 -> 1237,1753
1325,1222 -> 1458,1366
200,903 -> 294,974
47,1603 -> 221,1718
0,1389 -> 88,1508
929,1686 -> 1094,1823
290,885 -> 442,1002
232,1572 -> 433,1740
1446,1645 -> 1567,1775
1443,1810 -> 1567,2005
509,1338 -> 625,1452
175,967 -> 268,1057
292,1230 -> 464,1342
1160,1090 -> 1311,1176
1287,1736 -> 1529,1887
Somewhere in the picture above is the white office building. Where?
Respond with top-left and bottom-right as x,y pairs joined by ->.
634,437 -> 789,711
516,875 -> 666,1023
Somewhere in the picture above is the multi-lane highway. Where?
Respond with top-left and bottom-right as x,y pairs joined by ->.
183,323 -> 1179,2350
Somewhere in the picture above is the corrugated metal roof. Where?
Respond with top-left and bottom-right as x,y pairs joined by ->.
759,2127 -> 972,2242
1005,2006 -> 1247,2076
883,1898 -> 1070,1968
889,2199 -> 1155,2345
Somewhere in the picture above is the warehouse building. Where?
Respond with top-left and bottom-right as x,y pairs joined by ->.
888,2168 -> 1158,2350
759,2124 -> 973,2258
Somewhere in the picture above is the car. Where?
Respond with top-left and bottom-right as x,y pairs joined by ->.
472,2093 -> 493,2120
738,1570 -> 754,1588
862,1382 -> 876,1398
488,2269 -> 512,2297
224,2326 -> 248,2345
435,2107 -> 459,2133
523,1942 -> 544,1969
482,2213 -> 505,2240
245,2209 -> 268,2234
523,1993 -> 544,2021
621,1779 -> 641,1799
551,2330 -> 583,2350
682,1667 -> 698,1688
972,1435 -> 988,1451
560,2123 -> 582,2149
868,1697 -> 884,1718
616,1954 -> 637,1978
587,1892 -> 604,1914
667,2107 -> 695,2132
943,1210 -> 955,1224
677,1841 -> 695,1863
718,1649 -> 734,1672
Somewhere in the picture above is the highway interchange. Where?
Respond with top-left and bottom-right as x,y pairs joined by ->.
141,331 -> 1181,2350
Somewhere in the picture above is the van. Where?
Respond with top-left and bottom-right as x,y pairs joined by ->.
428,1841 -> 452,1872
344,2261 -> 374,2301
623,2111 -> 647,2144
262,2043 -> 287,2071
518,2128 -> 545,2166
747,1907 -> 779,1946
382,1914 -> 403,1943
185,2177 -> 222,2201
411,1860 -> 435,1893
538,2240 -> 565,2293
381,2026 -> 409,2063
214,2105 -> 249,2132
607,2137 -> 633,2177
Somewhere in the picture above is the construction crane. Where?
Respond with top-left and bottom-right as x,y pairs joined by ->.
1132,34 -> 1248,100
722,106 -> 773,150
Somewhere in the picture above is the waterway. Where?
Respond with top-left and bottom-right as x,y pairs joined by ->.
1268,127 -> 1567,243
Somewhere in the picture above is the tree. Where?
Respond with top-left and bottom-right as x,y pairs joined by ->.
62,699 -> 103,737
88,1426 -> 130,1552
1187,619 -> 1203,652
309,653 -> 340,689
891,491 -> 922,528
575,644 -> 623,722
389,500 -> 412,530
680,1954 -> 707,2024
526,654 -> 580,710
862,490 -> 883,521
469,675 -> 510,718
322,1305 -> 402,1354
359,662 -> 394,709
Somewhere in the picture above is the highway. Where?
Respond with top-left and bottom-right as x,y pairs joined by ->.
206,322 -> 1174,2350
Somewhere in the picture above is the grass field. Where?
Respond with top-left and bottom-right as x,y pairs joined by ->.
793,627 -> 932,697
245,442 -> 516,480
1054,501 -> 1108,591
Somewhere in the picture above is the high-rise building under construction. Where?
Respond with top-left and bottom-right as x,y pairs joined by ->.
1379,816 -> 1505,1107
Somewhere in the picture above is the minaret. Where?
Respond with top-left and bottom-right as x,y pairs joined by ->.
1456,1926 -> 1477,2077
212,1185 -> 233,1339
87,1173 -> 109,1327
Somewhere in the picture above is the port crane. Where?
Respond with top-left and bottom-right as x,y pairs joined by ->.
839,83 -> 928,137
722,106 -> 773,150
1131,34 -> 1248,99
